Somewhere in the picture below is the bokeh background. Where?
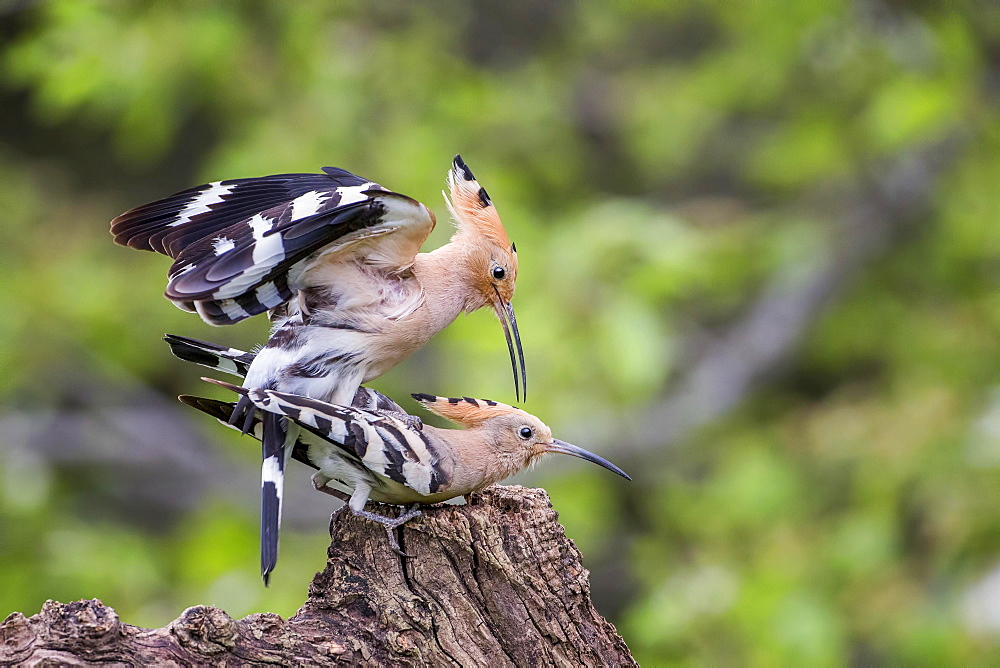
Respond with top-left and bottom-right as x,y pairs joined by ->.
1,2 -> 999,663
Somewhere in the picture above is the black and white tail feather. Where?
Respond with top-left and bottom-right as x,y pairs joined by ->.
164,334 -> 256,377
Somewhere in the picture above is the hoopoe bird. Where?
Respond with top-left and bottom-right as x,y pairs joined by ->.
184,380 -> 630,556
112,156 -> 524,582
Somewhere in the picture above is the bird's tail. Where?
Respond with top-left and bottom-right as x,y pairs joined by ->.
164,333 -> 258,432
176,391 -> 298,585
178,394 -> 317,470
260,411 -> 297,585
163,334 -> 255,377
178,394 -> 242,425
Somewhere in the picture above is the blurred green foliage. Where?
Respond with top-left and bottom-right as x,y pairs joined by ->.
1,2 -> 999,663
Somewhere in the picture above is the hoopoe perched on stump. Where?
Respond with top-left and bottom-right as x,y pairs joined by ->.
184,380 -> 630,557
112,156 -> 525,582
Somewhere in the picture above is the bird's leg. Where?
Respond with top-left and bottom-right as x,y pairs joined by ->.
350,503 -> 423,557
311,473 -> 351,503
297,291 -> 312,318
316,474 -> 418,554
348,483 -> 422,556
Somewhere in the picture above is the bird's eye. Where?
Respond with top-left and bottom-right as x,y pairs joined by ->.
492,266 -> 506,280
518,426 -> 533,440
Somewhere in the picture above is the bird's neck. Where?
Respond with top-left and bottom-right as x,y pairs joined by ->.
412,237 -> 484,324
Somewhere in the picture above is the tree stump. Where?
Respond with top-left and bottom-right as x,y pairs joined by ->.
0,485 -> 635,666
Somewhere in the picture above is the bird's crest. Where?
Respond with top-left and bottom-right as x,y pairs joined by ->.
411,393 -> 520,427
445,155 -> 511,249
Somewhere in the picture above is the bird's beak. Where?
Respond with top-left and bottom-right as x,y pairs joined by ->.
545,439 -> 631,481
493,289 -> 526,403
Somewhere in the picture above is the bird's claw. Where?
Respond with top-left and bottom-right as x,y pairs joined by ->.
389,503 -> 422,557
228,393 -> 256,434
385,528 -> 414,557
374,409 -> 423,431
351,504 -> 422,557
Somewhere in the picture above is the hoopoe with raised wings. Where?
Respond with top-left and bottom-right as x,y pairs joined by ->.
183,382 -> 630,556
111,156 -> 525,582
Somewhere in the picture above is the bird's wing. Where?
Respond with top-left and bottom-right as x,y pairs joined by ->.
111,171 -> 351,257
112,167 -> 436,325
245,388 -> 446,496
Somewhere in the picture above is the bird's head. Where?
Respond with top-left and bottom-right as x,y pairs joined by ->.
445,155 -> 525,401
412,394 -> 631,483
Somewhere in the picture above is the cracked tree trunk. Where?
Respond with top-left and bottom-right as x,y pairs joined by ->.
0,485 -> 634,666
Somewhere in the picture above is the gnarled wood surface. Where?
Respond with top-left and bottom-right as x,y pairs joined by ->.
0,485 -> 634,666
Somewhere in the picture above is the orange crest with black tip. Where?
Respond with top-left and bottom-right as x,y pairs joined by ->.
411,393 -> 521,427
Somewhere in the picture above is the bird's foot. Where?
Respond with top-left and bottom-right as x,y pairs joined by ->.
374,409 -> 422,430
351,503 -> 423,557
228,393 -> 256,434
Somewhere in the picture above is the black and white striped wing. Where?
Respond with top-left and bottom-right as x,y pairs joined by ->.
112,167 -> 436,325
245,389 -> 447,496
112,171 -> 357,257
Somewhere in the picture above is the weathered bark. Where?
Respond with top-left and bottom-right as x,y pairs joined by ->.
0,485 -> 634,666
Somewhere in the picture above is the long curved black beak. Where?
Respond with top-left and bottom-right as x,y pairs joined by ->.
545,439 -> 631,480
493,290 -> 526,403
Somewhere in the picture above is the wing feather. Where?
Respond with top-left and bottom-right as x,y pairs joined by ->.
112,167 -> 435,326
244,389 -> 442,494
112,174 -> 348,255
